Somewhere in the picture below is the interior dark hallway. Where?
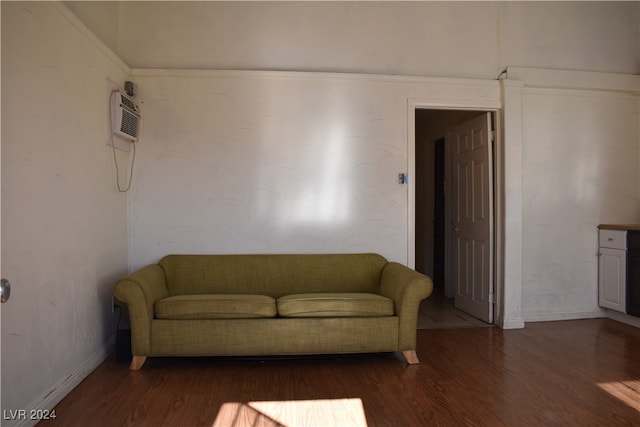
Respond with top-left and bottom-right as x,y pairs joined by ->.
414,109 -> 493,329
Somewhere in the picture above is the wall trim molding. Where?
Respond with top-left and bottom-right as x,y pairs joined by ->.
506,66 -> 639,94
131,67 -> 502,88
496,315 -> 526,330
605,310 -> 640,328
524,86 -> 640,101
522,308 -> 605,323
498,79 -> 526,330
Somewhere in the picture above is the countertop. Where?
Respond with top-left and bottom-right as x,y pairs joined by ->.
598,224 -> 640,231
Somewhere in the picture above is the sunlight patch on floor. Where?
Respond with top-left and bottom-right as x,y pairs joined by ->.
597,380 -> 640,413
213,398 -> 368,427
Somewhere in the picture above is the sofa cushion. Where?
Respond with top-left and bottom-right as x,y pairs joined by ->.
155,294 -> 277,320
159,253 -> 388,297
277,293 -> 394,318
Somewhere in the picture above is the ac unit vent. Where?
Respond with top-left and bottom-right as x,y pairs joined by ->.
110,90 -> 140,142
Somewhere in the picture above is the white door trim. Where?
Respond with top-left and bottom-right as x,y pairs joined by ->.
407,78 -> 525,330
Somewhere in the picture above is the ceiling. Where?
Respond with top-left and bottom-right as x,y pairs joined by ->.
65,1 -> 502,77
62,1 -> 640,78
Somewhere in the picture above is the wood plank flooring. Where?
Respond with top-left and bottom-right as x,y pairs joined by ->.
41,319 -> 640,426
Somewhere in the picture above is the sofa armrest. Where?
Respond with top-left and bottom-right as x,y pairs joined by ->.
113,264 -> 169,355
379,262 -> 433,351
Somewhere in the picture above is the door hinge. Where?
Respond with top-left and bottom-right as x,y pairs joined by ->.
488,293 -> 495,304
490,130 -> 496,142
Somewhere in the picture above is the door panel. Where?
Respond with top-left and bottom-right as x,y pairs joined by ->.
448,113 -> 494,323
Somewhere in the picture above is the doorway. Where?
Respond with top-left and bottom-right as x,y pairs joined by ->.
414,109 -> 495,326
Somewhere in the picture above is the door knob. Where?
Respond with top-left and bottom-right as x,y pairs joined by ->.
453,226 -> 459,233
1,279 -> 11,303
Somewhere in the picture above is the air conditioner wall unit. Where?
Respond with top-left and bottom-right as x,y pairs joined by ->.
110,90 -> 140,142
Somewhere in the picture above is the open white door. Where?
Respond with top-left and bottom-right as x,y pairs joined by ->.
448,112 -> 494,323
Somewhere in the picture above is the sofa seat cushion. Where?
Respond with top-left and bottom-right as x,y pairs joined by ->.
277,293 -> 394,318
155,294 -> 277,320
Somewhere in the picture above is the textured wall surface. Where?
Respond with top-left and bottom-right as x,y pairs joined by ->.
521,86 -> 639,320
129,72 -> 501,270
1,2 -> 130,419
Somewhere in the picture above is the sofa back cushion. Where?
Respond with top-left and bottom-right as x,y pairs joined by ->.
159,253 -> 387,297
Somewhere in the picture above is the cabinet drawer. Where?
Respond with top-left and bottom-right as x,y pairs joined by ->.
599,229 -> 627,250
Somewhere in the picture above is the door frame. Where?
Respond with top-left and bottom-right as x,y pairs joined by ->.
407,79 -> 525,329
413,109 -> 496,322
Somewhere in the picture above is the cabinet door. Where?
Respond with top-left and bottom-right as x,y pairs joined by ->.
599,247 -> 626,312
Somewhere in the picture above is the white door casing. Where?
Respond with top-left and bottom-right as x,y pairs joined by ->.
407,77 -> 524,330
448,112 -> 494,323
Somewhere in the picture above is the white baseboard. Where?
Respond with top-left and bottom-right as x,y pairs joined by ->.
3,343 -> 113,427
522,308 -> 605,323
512,307 -> 639,328
496,315 -> 525,329
604,310 -> 640,328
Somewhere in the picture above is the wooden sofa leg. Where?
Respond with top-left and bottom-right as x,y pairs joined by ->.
402,350 -> 420,365
130,355 -> 147,371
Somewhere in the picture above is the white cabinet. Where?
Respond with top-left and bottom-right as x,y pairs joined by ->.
598,229 -> 626,313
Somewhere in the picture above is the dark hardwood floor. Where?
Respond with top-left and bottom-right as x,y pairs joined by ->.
41,319 -> 640,426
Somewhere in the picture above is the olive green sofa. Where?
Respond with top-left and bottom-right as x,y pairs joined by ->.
113,253 -> 433,370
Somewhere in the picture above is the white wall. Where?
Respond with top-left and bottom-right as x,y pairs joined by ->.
1,2 -> 130,423
129,72 -> 501,270
498,2 -> 638,75
131,73 -> 409,265
513,69 -> 640,321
